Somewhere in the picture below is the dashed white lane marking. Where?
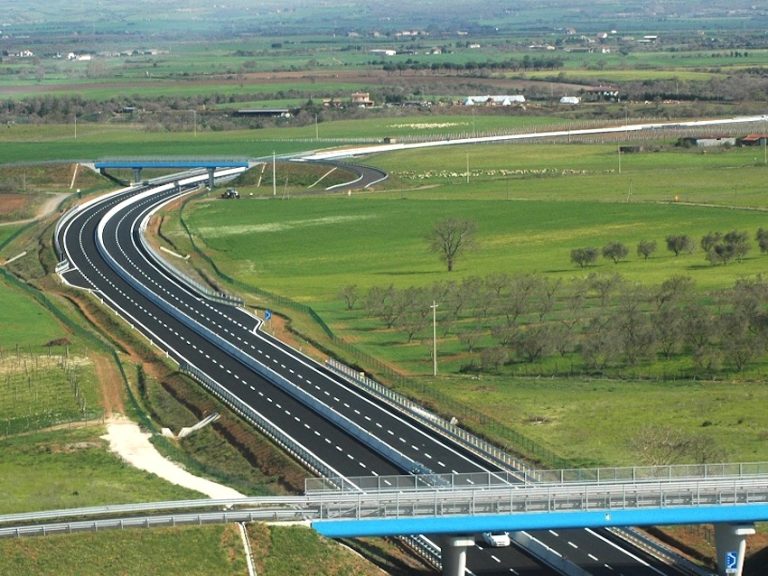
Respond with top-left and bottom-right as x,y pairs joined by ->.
568,541 -> 578,549
588,554 -> 599,562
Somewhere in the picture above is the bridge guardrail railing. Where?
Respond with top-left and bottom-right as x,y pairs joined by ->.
325,358 -> 538,481
4,474 -> 768,533
307,463 -> 768,494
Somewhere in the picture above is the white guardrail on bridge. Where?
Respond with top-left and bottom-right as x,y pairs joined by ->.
3,472 -> 768,535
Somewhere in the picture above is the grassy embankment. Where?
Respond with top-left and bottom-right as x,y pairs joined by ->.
0,523 -> 392,576
167,141 -> 768,467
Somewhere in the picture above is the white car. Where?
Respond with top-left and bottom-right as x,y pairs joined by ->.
481,532 -> 511,547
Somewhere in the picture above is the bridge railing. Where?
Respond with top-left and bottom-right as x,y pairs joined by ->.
312,478 -> 768,521
5,474 -> 768,536
307,462 -> 768,494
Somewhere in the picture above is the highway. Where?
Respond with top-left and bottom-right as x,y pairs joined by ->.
56,169 -> 686,576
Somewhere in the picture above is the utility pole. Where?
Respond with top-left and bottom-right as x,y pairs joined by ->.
430,301 -> 439,376
272,151 -> 277,197
466,153 -> 470,184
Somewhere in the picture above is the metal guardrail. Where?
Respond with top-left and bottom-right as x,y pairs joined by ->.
136,202 -> 244,306
0,510 -> 307,539
96,189 -> 432,479
608,527 -> 714,576
180,363 -> 349,488
307,464 -> 768,494
3,475 -> 767,538
325,358 -> 537,479
312,478 -> 768,521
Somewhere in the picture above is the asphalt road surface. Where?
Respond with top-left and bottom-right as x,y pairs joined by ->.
57,172 -> 684,576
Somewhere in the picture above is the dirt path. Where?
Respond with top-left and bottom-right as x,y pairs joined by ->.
102,415 -> 246,499
90,353 -> 125,418
0,192 -> 71,227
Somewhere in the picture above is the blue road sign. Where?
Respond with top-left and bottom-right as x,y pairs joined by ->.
264,309 -> 272,321
726,551 -> 738,570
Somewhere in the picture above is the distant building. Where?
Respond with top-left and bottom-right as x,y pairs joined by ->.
739,134 -> 768,146
559,96 -> 581,105
369,49 -> 397,56
235,108 -> 293,118
351,92 -> 374,107
581,85 -> 620,102
678,136 -> 736,147
464,95 -> 525,106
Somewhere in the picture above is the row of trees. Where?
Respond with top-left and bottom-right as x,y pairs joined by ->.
340,272 -> 768,375
570,229 -> 768,268
381,56 -> 564,74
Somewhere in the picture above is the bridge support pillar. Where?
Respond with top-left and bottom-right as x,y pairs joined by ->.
715,523 -> 754,576
207,167 -> 215,189
440,535 -> 474,576
132,167 -> 142,184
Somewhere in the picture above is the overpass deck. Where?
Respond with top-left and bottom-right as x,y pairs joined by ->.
93,159 -> 251,169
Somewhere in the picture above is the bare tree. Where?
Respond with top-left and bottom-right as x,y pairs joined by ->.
629,425 -> 695,465
338,284 -> 359,310
428,218 -> 476,272
458,329 -> 484,353
589,272 -> 624,308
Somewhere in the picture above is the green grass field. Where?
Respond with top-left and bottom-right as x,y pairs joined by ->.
181,144 -> 768,301
172,140 -> 768,465
0,275 -> 71,348
0,525 -> 246,576
0,225 -> 22,248
0,427 -> 203,514
427,374 -> 768,466
0,117 -> 576,164
0,523 -> 385,576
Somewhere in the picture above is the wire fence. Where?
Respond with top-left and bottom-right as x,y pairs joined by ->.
177,201 -> 571,469
0,346 -> 102,437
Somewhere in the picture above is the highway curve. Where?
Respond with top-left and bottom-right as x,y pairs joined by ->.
55,167 -> 683,576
